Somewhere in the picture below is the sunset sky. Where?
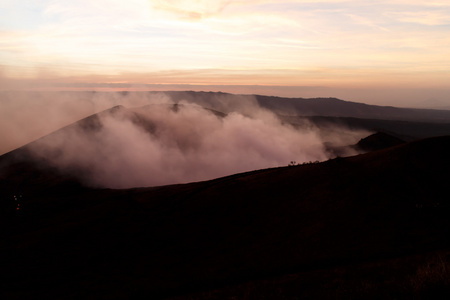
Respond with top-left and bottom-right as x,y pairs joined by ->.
1,0 -> 450,107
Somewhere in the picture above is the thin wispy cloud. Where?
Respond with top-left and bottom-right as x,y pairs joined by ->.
150,0 -> 233,20
386,10 -> 450,26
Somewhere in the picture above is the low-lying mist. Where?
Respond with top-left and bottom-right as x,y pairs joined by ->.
2,91 -> 369,188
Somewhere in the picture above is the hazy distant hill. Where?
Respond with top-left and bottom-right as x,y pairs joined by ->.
161,91 -> 450,123
161,91 -> 450,140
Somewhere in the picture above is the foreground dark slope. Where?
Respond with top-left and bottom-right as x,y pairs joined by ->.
2,136 -> 450,299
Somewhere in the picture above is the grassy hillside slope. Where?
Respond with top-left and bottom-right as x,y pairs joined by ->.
1,136 -> 449,299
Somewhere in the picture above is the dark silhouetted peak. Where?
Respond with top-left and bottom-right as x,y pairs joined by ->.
356,132 -> 406,152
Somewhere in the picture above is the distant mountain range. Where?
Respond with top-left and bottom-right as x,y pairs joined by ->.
158,91 -> 450,140
161,91 -> 450,123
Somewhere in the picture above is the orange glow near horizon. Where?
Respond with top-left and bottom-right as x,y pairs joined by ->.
1,1 -> 450,106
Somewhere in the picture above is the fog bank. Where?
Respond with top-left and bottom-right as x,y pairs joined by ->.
2,91 -> 368,188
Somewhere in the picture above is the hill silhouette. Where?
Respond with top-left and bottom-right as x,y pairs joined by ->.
1,134 -> 450,299
161,91 -> 450,123
355,132 -> 406,152
154,91 -> 450,141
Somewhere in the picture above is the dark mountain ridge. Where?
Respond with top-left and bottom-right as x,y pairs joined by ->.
161,91 -> 450,123
22,90 -> 448,123
355,132 -> 406,152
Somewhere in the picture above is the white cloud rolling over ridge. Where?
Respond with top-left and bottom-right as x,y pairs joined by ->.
9,92 -> 366,188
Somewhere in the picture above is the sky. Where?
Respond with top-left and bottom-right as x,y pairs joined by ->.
1,0 -> 450,107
